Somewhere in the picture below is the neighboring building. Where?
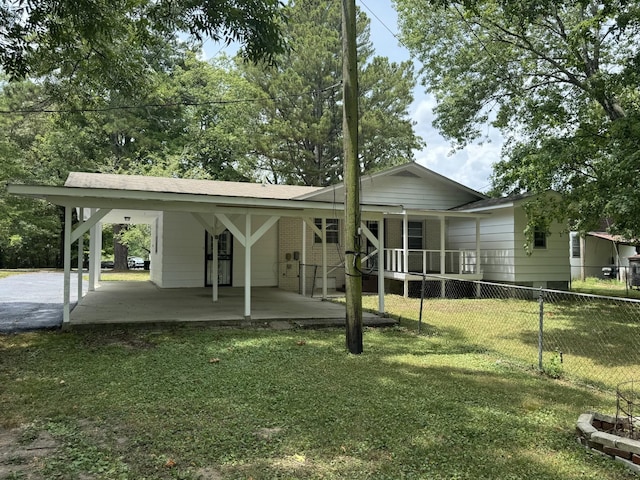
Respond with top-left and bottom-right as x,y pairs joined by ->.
569,231 -> 638,281
8,162 -> 571,324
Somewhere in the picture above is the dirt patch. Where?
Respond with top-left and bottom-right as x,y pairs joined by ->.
0,425 -> 58,479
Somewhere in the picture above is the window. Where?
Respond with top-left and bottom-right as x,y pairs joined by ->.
314,218 -> 339,244
408,221 -> 423,249
533,226 -> 547,249
571,233 -> 581,258
365,220 -> 379,269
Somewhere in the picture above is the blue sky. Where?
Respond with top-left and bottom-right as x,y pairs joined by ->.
360,0 -> 501,193
204,1 -> 501,193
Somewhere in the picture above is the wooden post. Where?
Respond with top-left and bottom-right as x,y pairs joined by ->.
342,0 -> 362,354
63,206 -> 72,324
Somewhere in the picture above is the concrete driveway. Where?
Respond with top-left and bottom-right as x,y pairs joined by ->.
0,272 -> 87,333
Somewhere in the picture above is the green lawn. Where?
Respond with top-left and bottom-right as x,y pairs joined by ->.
0,326 -> 633,479
364,294 -> 640,392
571,277 -> 640,299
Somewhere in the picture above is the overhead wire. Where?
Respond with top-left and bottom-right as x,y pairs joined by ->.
0,82 -> 342,115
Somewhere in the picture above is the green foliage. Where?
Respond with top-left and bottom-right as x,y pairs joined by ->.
239,0 -> 423,186
0,0 -> 286,82
544,352 -> 564,379
396,0 -> 640,236
0,327 -> 632,479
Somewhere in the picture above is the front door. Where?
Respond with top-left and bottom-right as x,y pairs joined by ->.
205,230 -> 233,287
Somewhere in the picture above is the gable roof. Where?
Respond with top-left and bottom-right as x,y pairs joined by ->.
65,172 -> 322,200
296,162 -> 488,202
451,192 -> 536,212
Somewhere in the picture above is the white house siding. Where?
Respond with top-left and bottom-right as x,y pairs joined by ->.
232,215 -> 278,287
477,208 -> 517,283
311,172 -> 482,210
158,211 -> 205,288
513,207 -> 570,288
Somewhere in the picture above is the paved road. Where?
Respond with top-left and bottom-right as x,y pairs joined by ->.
0,272 -> 87,333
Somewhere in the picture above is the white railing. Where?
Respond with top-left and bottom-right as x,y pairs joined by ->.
383,248 -> 478,275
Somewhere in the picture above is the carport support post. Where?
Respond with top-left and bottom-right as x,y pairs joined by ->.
322,218 -> 328,299
77,207 -> 83,302
378,216 -> 385,314
301,220 -> 306,295
88,208 -> 97,291
244,214 -> 252,321
63,205 -> 72,324
212,215 -> 218,302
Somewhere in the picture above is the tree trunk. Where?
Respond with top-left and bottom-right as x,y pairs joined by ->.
113,224 -> 129,270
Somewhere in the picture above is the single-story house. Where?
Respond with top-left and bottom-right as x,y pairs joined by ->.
7,162 -> 570,325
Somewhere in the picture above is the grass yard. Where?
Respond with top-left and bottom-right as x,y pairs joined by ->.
571,277 -> 640,299
99,270 -> 151,282
362,294 -> 640,392
0,326 -> 633,479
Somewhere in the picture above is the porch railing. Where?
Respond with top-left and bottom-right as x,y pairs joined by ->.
383,248 -> 478,275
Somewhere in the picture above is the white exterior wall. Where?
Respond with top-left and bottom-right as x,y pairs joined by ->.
232,215 -> 278,287
513,207 -> 570,287
478,208 -> 517,283
312,171 -> 482,210
157,211 -> 205,288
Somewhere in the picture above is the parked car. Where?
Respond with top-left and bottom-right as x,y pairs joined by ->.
101,260 -> 114,269
128,257 -> 145,269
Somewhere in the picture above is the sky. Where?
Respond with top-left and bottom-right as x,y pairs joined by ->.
204,1 -> 501,193
358,0 -> 501,193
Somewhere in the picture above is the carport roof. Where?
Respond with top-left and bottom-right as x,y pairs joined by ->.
65,172 -> 322,200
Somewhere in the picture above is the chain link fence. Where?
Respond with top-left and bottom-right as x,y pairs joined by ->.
370,275 -> 640,392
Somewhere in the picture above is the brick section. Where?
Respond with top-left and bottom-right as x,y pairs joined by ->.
604,446 -> 632,460
278,217 -> 346,294
576,411 -> 640,475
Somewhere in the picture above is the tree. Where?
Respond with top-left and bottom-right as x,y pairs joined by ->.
395,0 -> 640,236
0,0 -> 286,82
240,0 -> 423,186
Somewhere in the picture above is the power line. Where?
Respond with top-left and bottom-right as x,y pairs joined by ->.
358,0 -> 409,50
0,83 -> 342,115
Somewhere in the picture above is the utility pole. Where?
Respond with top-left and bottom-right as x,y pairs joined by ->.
342,0 -> 363,354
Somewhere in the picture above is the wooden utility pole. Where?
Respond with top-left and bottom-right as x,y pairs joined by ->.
342,0 -> 363,354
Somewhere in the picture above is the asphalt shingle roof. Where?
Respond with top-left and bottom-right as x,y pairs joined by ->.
65,172 -> 322,200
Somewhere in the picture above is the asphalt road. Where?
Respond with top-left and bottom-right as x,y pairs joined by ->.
0,272 -> 87,333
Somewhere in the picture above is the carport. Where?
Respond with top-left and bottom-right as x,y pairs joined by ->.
8,173 -> 396,327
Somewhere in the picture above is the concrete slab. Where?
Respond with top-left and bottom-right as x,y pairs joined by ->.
67,282 -> 395,329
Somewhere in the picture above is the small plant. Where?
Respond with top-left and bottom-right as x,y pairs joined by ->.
544,352 -> 564,379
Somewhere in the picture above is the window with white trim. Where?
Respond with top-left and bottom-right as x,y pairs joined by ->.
314,218 -> 339,244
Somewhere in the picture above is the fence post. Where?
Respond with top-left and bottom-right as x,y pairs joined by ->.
418,275 -> 426,334
538,287 -> 544,371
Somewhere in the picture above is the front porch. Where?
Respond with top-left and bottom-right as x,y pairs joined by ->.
68,283 -> 393,328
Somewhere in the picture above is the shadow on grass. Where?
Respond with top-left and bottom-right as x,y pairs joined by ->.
0,326 -> 632,479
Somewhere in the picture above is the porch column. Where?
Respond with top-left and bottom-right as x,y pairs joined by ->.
475,217 -> 481,275
77,207 -> 84,302
212,215 -> 218,302
475,217 -> 481,298
301,220 -> 306,295
88,208 -> 97,291
378,216 -> 385,314
322,218 -> 328,299
95,220 -> 102,285
63,206 -> 72,324
403,212 -> 409,297
244,214 -> 252,320
440,215 -> 446,298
